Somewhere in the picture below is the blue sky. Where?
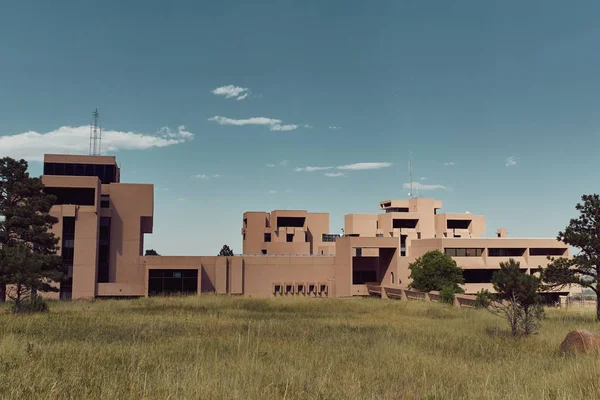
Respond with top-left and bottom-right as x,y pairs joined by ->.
1,1 -> 599,255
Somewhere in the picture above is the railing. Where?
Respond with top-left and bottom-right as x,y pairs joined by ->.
367,287 -> 479,308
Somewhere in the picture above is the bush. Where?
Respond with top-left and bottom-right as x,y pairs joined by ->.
10,294 -> 49,314
475,289 -> 491,309
439,286 -> 456,305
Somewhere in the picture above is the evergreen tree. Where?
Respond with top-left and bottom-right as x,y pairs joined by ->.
218,245 -> 234,256
0,157 -> 63,310
542,194 -> 600,320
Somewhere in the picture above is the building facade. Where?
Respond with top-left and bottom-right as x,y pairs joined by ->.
37,154 -> 577,301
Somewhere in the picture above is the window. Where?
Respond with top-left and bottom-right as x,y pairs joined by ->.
385,208 -> 409,213
43,162 -> 117,183
444,248 -> 483,257
97,217 -> 111,283
148,269 -> 198,296
488,248 -> 525,257
352,270 -> 376,284
45,187 -> 95,206
376,233 -> 384,238
356,248 -> 362,257
393,219 -> 418,229
391,272 -> 395,284
530,248 -> 566,256
286,233 -> 294,242
261,249 -> 267,254
243,218 -> 247,228
100,194 -> 110,208
322,233 -> 341,242
277,217 -> 305,228
264,233 -> 271,242
447,220 -> 471,229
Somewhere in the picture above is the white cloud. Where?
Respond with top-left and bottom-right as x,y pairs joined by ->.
192,174 -> 220,180
303,124 -> 313,129
325,172 -> 345,177
211,85 -> 249,100
295,166 -> 334,172
420,177 -> 427,180
336,162 -> 392,170
280,160 -> 288,166
208,116 -> 300,132
505,156 -> 517,167
444,162 -> 456,166
403,182 -> 447,191
266,164 -> 276,167
329,126 -> 341,130
0,125 -> 194,162
271,124 -> 298,131
268,190 -> 277,194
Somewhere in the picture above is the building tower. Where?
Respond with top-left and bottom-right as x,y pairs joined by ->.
89,108 -> 102,156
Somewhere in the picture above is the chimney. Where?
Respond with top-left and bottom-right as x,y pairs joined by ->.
496,228 -> 507,238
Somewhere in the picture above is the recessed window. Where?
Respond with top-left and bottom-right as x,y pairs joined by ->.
100,194 -> 109,208
356,248 -> 362,257
262,249 -> 267,255
264,233 -> 271,242
286,233 -> 294,242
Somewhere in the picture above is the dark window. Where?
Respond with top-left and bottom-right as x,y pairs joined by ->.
383,202 -> 391,207
46,187 -> 95,206
447,220 -> 471,229
60,217 -> 76,300
386,208 -> 409,213
353,270 -> 377,284
463,269 -> 497,283
322,233 -> 341,242
148,269 -> 198,296
445,248 -> 483,257
100,194 -> 110,208
277,217 -> 305,228
97,217 -> 111,283
243,218 -> 247,228
286,233 -> 294,242
530,248 -> 566,256
356,248 -> 362,257
401,235 -> 407,257
393,219 -> 418,229
43,162 -> 117,183
261,249 -> 267,254
488,248 -> 526,257
264,233 -> 271,242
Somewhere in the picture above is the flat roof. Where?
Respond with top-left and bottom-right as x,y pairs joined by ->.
44,154 -> 118,166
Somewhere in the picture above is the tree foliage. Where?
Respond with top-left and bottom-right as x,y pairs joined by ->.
408,250 -> 465,294
218,245 -> 234,257
0,157 -> 63,311
487,259 -> 543,336
145,249 -> 160,256
541,194 -> 600,320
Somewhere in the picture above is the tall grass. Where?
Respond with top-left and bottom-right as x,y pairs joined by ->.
0,295 -> 598,399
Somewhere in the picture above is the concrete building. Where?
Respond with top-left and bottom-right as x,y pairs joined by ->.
38,154 -> 577,301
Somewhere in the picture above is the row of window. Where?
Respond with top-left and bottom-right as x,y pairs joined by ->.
445,248 -> 566,257
43,162 -> 118,184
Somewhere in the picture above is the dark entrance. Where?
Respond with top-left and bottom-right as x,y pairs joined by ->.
148,269 -> 198,296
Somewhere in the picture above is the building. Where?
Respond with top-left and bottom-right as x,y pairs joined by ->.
36,154 -> 576,301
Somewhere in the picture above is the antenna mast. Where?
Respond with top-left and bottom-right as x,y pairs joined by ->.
408,152 -> 414,199
89,108 -> 101,156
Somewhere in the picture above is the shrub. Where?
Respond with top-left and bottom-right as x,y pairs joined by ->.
10,294 -> 49,314
439,286 -> 456,305
475,289 -> 491,309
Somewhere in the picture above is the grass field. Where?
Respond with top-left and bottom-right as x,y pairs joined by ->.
0,296 -> 599,400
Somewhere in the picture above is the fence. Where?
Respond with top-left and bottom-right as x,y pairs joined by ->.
365,284 -> 477,308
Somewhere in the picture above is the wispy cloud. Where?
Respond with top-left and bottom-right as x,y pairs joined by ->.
295,166 -> 334,172
420,177 -> 427,181
403,182 -> 447,191
325,172 -> 345,177
268,190 -> 278,194
266,164 -> 276,168
211,85 -> 249,100
208,116 -> 300,132
444,161 -> 456,166
280,160 -> 288,166
192,173 -> 220,180
329,126 -> 341,130
505,156 -> 517,167
0,125 -> 194,162
303,124 -> 313,129
337,162 -> 392,170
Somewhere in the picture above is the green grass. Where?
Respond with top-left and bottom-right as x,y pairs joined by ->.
0,296 -> 599,399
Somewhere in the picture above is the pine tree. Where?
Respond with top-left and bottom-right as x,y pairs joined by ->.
0,157 -> 63,310
218,245 -> 234,256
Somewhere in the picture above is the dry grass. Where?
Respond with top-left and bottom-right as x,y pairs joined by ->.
0,295 -> 599,399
